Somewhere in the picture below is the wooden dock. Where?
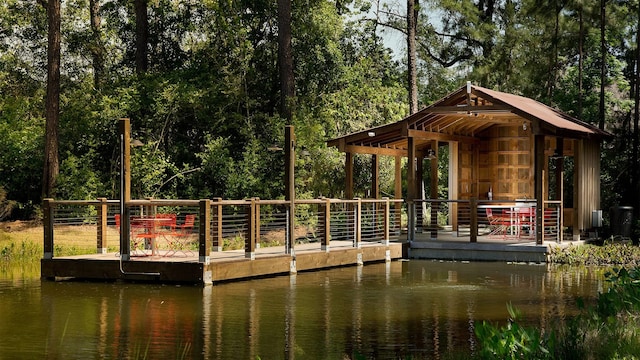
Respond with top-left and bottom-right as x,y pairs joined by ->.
41,240 -> 405,285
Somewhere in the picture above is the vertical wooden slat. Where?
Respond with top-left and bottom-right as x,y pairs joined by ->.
255,198 -> 261,248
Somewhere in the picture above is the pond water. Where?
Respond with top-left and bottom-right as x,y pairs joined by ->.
0,260 -> 607,359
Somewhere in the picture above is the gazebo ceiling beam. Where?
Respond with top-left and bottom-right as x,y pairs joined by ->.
343,144 -> 424,157
407,129 -> 480,143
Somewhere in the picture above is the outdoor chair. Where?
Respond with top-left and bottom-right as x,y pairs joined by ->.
164,214 -> 196,257
114,214 -> 149,256
486,208 -> 511,238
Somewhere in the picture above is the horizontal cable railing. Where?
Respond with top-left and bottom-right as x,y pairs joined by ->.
409,198 -> 563,244
43,197 -> 406,262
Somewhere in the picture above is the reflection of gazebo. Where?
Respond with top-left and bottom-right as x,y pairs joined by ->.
328,83 -> 611,245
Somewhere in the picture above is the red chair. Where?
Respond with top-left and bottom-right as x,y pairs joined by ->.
165,214 -> 196,257
114,214 -> 149,256
486,208 -> 512,238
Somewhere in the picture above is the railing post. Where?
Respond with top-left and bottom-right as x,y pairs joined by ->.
321,198 -> 331,252
245,198 -> 256,260
212,198 -> 222,252
96,197 -> 108,254
43,198 -> 54,260
255,198 -> 261,249
355,198 -> 362,248
430,200 -> 438,240
286,201 -> 295,256
407,200 -> 415,242
199,199 -> 211,264
383,197 -> 390,246
470,197 -> 478,243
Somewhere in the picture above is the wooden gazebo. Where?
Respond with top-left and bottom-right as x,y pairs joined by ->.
328,83 -> 611,244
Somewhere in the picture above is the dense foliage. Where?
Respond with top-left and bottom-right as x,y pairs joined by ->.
475,267 -> 640,359
2,0 -> 640,220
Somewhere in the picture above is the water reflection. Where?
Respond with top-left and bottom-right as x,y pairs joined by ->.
0,261 -> 608,359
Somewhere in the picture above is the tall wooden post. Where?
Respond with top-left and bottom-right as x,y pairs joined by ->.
371,154 -> 379,198
285,126 -> 295,255
430,141 -> 439,239
416,156 -> 424,233
43,198 -> 54,259
535,134 -> 545,245
119,118 -> 131,260
407,137 -> 416,241
395,156 -> 402,232
246,198 -> 257,259
555,138 -> 564,243
97,197 -> 108,254
199,199 -> 211,264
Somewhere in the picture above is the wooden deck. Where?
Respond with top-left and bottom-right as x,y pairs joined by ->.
409,230 -> 580,263
41,240 -> 406,285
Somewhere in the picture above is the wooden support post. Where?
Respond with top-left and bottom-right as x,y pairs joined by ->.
407,137 -> 416,241
199,199 -> 211,264
246,198 -> 256,259
470,197 -> 478,243
43,198 -> 54,260
285,126 -> 296,256
119,118 -> 131,261
322,198 -> 331,252
416,156 -> 424,233
555,138 -> 564,243
535,134 -> 545,245
355,198 -> 362,248
255,198 -> 261,249
383,197 -> 390,246
345,152 -> 354,199
430,142 -> 438,239
97,197 -> 108,254
371,154 -> 379,199
212,198 -> 222,252
394,155 -> 402,234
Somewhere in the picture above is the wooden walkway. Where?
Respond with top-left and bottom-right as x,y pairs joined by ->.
41,240 -> 405,285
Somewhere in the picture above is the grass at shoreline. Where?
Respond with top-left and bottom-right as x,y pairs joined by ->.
549,242 -> 640,266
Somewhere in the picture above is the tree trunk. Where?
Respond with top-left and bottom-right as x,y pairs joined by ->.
277,0 -> 295,123
43,0 -> 61,199
89,0 -> 105,89
633,2 -> 640,214
135,0 -> 148,74
407,0 -> 418,114
599,0 -> 606,130
578,6 -> 583,119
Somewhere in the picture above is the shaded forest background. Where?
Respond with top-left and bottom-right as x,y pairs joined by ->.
1,0 -> 639,225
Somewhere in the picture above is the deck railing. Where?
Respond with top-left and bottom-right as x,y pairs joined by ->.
42,197 -> 406,262
408,198 -> 563,244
